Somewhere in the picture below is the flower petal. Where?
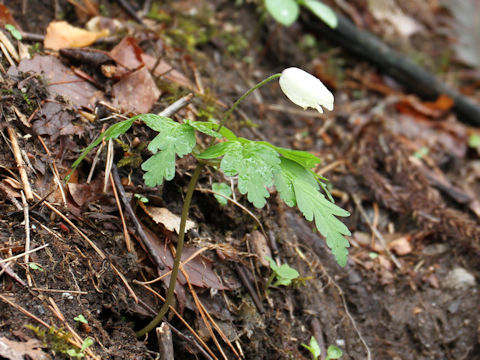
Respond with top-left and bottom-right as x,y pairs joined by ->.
279,67 -> 334,113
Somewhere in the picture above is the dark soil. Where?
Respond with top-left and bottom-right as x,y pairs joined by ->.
1,1 -> 479,359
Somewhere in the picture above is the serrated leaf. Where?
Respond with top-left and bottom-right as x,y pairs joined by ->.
138,116 -> 196,186
265,0 -> 300,26
197,141 -> 235,159
212,182 -> 232,206
260,142 -> 321,169
67,117 -> 137,181
275,158 -> 350,266
142,149 -> 176,187
220,140 -> 281,208
185,119 -> 223,138
302,0 -> 338,29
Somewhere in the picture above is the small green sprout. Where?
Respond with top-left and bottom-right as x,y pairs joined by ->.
134,193 -> 149,203
468,134 -> 480,154
302,337 -> 343,360
5,24 -> 22,40
326,345 -> 343,360
66,337 -> 93,358
73,314 -> 88,324
302,336 -> 321,359
28,262 -> 44,271
265,0 -> 337,28
265,256 -> 299,287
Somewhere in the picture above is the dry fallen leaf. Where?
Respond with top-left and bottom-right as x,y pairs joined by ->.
141,205 -> 196,234
246,231 -> 271,267
388,236 -> 412,256
44,21 -> 108,50
0,337 -> 49,360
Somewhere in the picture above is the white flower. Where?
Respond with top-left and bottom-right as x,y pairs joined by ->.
279,67 -> 334,113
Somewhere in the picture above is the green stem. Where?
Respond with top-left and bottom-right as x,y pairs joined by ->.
216,73 -> 281,133
136,164 -> 204,337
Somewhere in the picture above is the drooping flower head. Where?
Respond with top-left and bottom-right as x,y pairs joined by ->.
279,67 -> 334,113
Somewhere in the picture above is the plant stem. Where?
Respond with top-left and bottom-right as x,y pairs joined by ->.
216,73 -> 281,133
136,73 -> 281,337
136,164 -> 204,337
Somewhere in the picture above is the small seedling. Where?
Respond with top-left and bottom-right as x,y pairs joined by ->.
302,336 -> 321,359
5,24 -> 22,40
28,262 -> 44,271
265,256 -> 300,287
73,314 -> 88,324
134,193 -> 149,203
66,337 -> 94,358
302,336 -> 343,360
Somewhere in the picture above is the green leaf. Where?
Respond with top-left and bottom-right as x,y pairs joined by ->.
260,142 -> 322,169
220,140 -> 281,208
212,182 -> 232,206
185,119 -> 223,138
5,24 -> 22,40
74,314 -> 88,324
80,337 -> 94,352
302,336 -> 321,359
468,133 -> 480,149
67,117 -> 137,181
140,116 -> 196,186
265,256 -> 299,286
275,158 -> 350,266
326,345 -> 343,360
302,0 -> 338,28
265,0 -> 299,26
142,149 -> 176,187
197,141 -> 235,159
29,262 -> 44,271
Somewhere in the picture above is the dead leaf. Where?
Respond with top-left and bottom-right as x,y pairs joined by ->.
32,102 -> 80,141
141,205 -> 196,234
246,231 -> 271,267
0,337 -> 49,360
109,36 -> 194,89
388,236 -> 412,256
44,21 -> 108,50
8,55 -> 104,108
112,66 -> 161,113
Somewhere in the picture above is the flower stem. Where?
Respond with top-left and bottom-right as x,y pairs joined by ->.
136,164 -> 204,337
216,73 -> 281,133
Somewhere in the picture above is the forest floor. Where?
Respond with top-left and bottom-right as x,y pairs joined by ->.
0,0 -> 479,359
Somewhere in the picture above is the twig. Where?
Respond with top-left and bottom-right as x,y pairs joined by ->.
156,323 -> 174,360
109,172 -> 132,252
6,124 -> 33,200
37,135 -> 67,205
117,0 -> 145,25
0,244 -> 49,265
111,164 -> 164,269
351,194 -> 402,269
0,182 -> 23,210
21,191 -> 32,286
234,263 -> 264,313
158,93 -> 194,117
136,282 -> 218,360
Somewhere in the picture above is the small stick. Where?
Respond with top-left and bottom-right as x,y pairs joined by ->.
156,323 -> 174,360
234,263 -> 265,313
21,191 -> 32,286
158,93 -> 194,117
109,172 -> 132,252
0,244 -> 49,265
6,125 -> 33,200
